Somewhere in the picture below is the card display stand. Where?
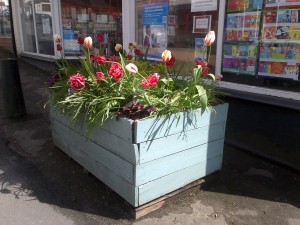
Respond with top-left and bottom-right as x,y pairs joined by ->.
222,0 -> 300,81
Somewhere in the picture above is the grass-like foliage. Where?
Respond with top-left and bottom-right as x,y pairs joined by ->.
49,33 -> 222,136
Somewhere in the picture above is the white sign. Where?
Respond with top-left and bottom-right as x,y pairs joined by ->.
191,0 -> 217,12
64,39 -> 80,54
195,18 -> 209,29
42,18 -> 51,34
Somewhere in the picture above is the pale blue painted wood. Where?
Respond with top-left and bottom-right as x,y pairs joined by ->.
134,103 -> 229,143
52,118 -> 135,184
50,107 -> 134,143
136,139 -> 224,186
52,129 -> 138,206
50,103 -> 229,207
139,122 -> 226,164
101,117 -> 133,142
138,155 -> 223,205
51,109 -> 139,164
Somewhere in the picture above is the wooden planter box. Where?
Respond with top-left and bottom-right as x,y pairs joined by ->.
50,103 -> 229,207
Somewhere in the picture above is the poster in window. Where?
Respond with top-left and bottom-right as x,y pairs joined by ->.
265,0 -> 300,9
168,26 -> 175,36
261,9 -> 300,41
63,30 -> 80,54
42,18 -> 51,34
195,38 -> 207,61
169,15 -> 175,25
258,44 -> 300,80
193,15 -> 211,33
222,43 -> 257,75
227,0 -> 263,11
225,11 -> 261,41
62,18 -> 71,29
143,2 -> 169,60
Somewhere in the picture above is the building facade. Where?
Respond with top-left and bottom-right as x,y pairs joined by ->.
10,0 -> 300,106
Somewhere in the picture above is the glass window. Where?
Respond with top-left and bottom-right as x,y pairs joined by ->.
60,0 -> 122,56
136,0 -> 221,74
20,0 -> 37,53
19,0 -> 54,55
34,0 -> 54,55
0,1 -> 11,37
222,0 -> 300,93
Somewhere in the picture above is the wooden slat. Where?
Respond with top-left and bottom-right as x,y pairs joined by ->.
52,129 -> 138,206
52,119 -> 135,184
101,117 -> 134,143
139,122 -> 226,164
136,139 -> 224,186
138,155 -> 223,205
133,103 -> 229,143
50,108 -> 134,143
50,110 -> 139,164
132,179 -> 205,219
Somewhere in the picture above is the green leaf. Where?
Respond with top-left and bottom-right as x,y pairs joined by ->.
195,85 -> 207,114
206,73 -> 215,81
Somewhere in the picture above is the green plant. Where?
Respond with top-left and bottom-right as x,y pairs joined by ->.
49,31 -> 222,136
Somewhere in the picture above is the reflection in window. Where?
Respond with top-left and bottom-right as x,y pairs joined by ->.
20,0 -> 37,53
34,0 -> 54,55
61,0 -> 122,56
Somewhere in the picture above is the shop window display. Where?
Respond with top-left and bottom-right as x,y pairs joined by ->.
136,0 -> 221,74
222,0 -> 300,93
60,0 -> 122,56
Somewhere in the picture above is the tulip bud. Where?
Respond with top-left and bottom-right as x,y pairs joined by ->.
204,31 -> 215,46
161,50 -> 172,63
56,44 -> 63,51
77,37 -> 84,44
125,63 -> 138,74
54,34 -> 62,43
115,43 -> 123,52
216,74 -> 223,80
84,37 -> 93,48
128,43 -> 134,51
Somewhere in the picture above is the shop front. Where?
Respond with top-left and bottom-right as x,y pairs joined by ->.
12,0 -> 123,59
10,0 -> 300,105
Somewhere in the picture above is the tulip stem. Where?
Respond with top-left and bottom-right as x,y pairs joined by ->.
207,45 -> 211,64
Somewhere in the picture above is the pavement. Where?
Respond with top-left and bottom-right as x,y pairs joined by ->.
0,56 -> 300,225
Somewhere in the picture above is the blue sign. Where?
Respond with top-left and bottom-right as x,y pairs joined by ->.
144,2 -> 168,25
63,29 -> 80,54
